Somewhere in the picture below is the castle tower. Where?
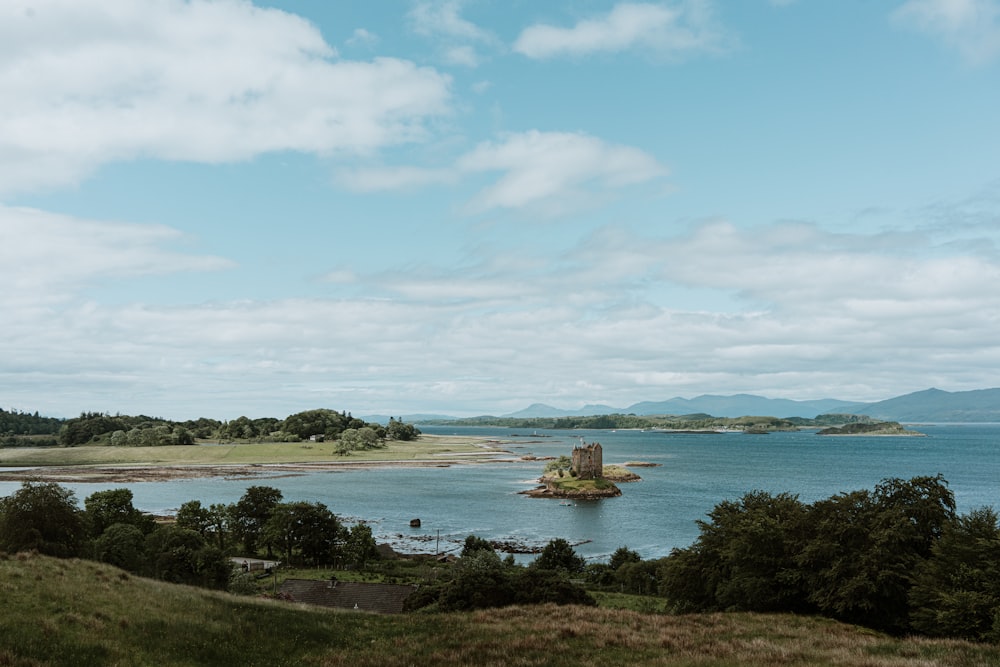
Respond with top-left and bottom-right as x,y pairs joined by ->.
571,442 -> 603,480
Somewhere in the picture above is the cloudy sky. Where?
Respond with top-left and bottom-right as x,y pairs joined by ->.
2,0 -> 999,420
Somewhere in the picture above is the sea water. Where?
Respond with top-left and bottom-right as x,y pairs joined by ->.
1,424 -> 997,562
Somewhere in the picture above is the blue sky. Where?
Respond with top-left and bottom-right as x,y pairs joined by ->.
2,0 -> 999,420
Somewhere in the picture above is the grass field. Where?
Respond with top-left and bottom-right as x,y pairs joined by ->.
0,434 -> 501,469
3,552 -> 999,667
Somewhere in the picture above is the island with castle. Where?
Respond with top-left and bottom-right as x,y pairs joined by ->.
521,441 -> 641,499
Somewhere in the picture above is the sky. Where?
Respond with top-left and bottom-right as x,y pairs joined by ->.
2,0 -> 1000,420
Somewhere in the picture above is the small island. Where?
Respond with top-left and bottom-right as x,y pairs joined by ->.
816,421 -> 925,437
521,442 -> 628,499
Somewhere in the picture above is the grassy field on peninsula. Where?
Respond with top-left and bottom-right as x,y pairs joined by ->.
3,552 -> 999,667
0,434 -> 498,468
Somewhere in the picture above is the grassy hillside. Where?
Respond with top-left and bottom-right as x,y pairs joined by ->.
3,552 -> 999,667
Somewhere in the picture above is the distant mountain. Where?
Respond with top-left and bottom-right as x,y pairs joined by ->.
420,387 -> 1000,424
839,388 -> 1000,422
502,403 -> 618,418
499,395 -> 855,419
625,394 -> 856,419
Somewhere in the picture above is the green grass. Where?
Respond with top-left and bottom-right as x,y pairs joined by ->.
3,552 -> 999,667
547,477 -> 618,492
0,435 -> 493,468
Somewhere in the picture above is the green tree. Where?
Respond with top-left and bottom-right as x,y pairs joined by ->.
230,486 -> 283,556
84,488 -> 153,538
909,507 -> 1000,642
386,417 -> 420,441
336,426 -> 382,454
176,500 -> 213,537
532,538 -> 586,573
144,525 -> 230,589
799,475 -> 956,634
438,549 -> 515,611
59,412 -> 127,446
94,523 -> 145,572
343,523 -> 380,569
609,546 -> 641,571
461,534 -> 495,558
513,568 -> 596,606
261,501 -> 342,566
281,409 -> 350,440
0,481 -> 86,557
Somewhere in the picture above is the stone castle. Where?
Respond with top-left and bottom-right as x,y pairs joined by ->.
571,441 -> 603,480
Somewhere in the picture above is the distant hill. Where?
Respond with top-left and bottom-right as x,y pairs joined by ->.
624,394 -> 855,419
838,388 -> 1000,422
503,403 -> 618,418
498,395 -> 855,420
362,413 -> 457,425
481,388 -> 1000,423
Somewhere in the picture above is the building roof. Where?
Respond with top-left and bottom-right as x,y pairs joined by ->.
279,579 -> 418,614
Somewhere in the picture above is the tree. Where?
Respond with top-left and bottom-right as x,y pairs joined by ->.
84,488 -> 153,538
532,538 -> 586,573
144,525 -> 230,589
336,427 -> 382,455
229,486 -> 283,556
343,523 -> 380,569
609,546 -> 641,571
261,501 -> 342,566
281,409 -> 350,440
909,507 -> 1000,642
176,500 -> 213,537
94,523 -> 145,572
513,568 -> 596,606
438,548 -> 515,611
0,481 -> 86,557
461,534 -> 495,559
386,417 -> 420,441
798,475 -> 956,634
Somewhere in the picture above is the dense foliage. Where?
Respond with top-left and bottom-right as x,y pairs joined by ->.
0,482 -> 377,592
422,413 -> 865,431
651,475 -> 1000,640
36,408 -> 419,452
0,408 -> 64,445
405,536 -> 595,611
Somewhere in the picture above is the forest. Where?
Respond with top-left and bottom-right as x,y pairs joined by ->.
0,407 -> 419,451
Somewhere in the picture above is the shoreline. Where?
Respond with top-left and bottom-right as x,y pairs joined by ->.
0,435 -> 517,483
0,457 -> 517,484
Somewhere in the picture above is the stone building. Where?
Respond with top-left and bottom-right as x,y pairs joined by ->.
571,441 -> 603,480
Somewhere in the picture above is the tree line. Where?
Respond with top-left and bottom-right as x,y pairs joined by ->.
0,482 -> 382,592
578,474 -> 1000,642
0,408 -> 419,450
422,413 -> 871,431
2,474 -> 997,642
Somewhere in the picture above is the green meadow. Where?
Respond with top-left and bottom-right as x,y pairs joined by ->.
3,552 -> 999,667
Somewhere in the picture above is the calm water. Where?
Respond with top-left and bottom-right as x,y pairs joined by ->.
2,424 -> 998,562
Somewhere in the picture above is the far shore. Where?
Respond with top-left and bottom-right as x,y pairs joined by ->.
0,434 -> 516,484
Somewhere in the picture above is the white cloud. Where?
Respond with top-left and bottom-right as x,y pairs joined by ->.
0,0 -> 452,195
347,27 -> 379,47
409,0 -> 492,42
892,0 -> 1000,64
0,204 -> 233,308
512,1 -> 728,59
337,130 -> 669,216
408,0 -> 498,67
4,216 -> 1000,417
